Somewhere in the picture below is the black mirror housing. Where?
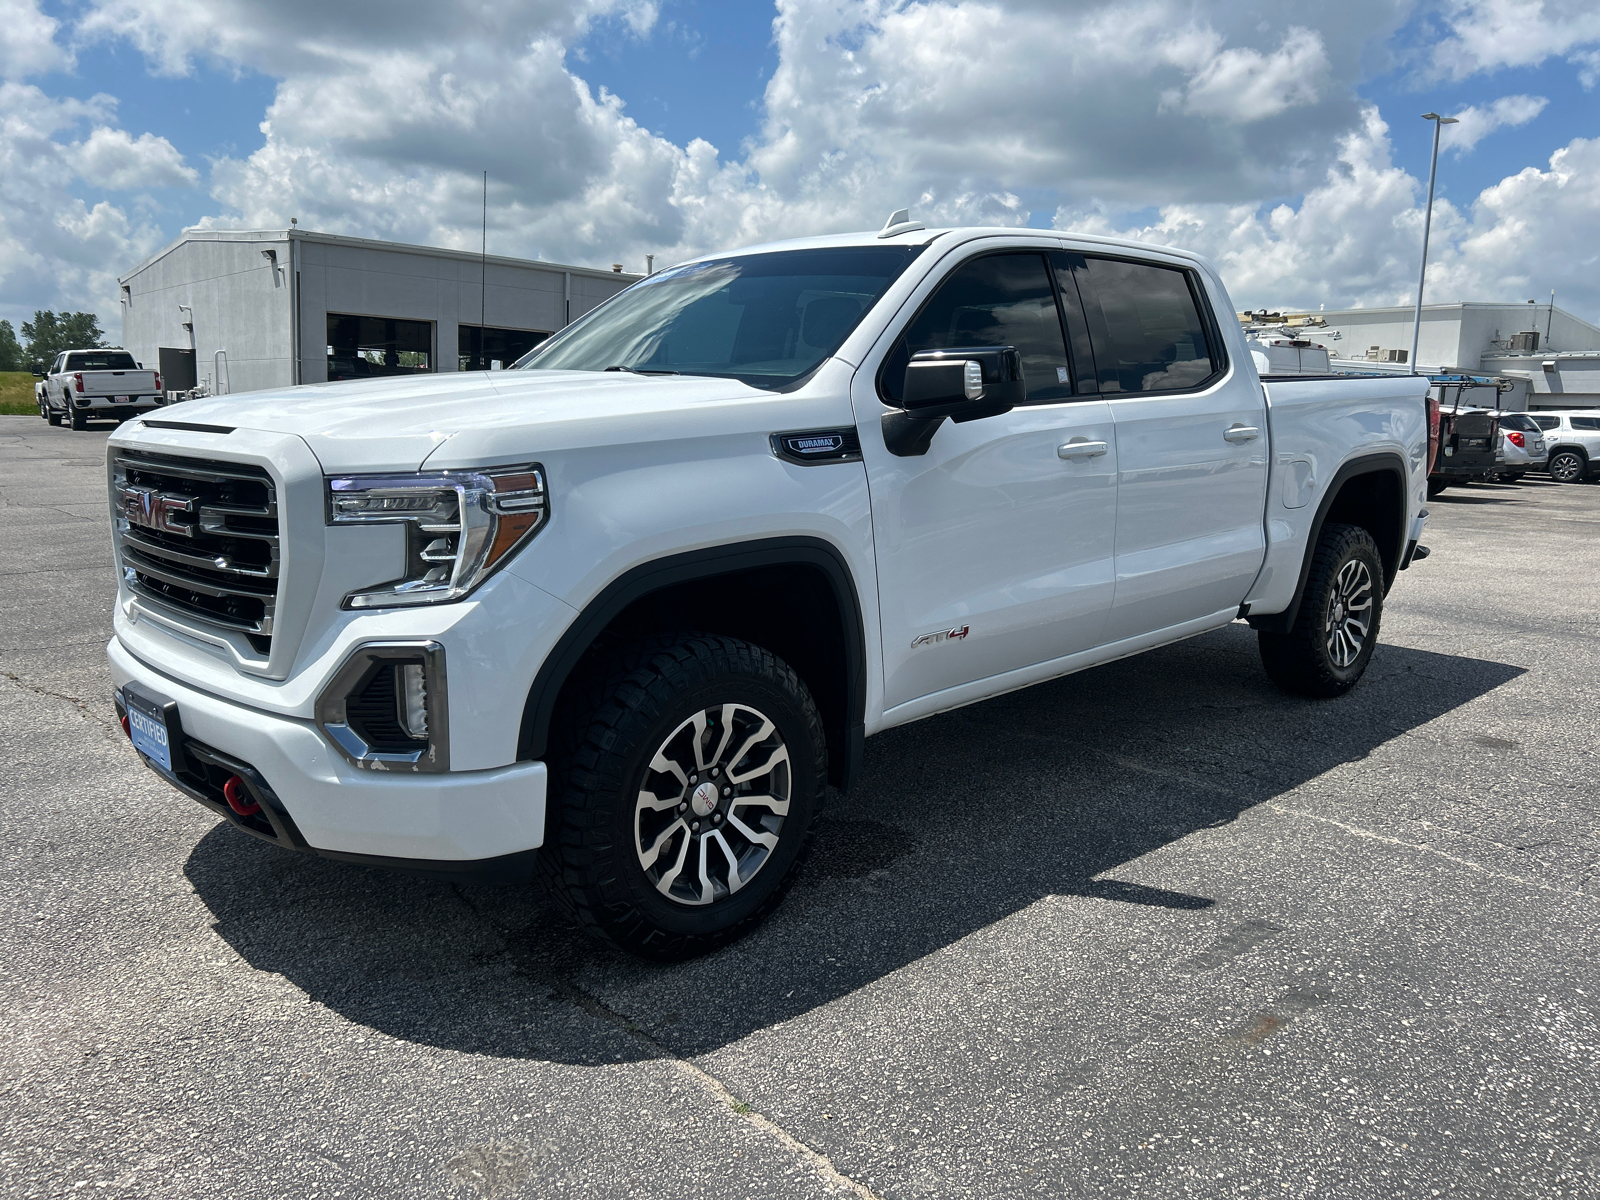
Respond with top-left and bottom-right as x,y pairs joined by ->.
901,346 -> 1023,421
29,364 -> 45,377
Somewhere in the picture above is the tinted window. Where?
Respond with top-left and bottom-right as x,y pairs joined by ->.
1530,415 -> 1559,430
66,351 -> 138,371
519,246 -> 923,390
881,252 -> 1071,404
1496,413 -> 1537,432
1571,416 -> 1600,431
1076,257 -> 1218,393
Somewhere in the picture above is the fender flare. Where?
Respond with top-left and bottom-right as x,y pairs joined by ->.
516,535 -> 868,791
1248,451 -> 1410,635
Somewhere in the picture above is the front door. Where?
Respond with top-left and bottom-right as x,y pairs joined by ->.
855,249 -> 1119,715
1065,252 -> 1269,643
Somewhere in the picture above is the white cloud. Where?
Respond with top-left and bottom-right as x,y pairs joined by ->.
0,82 -> 174,330
72,126 -> 199,189
0,0 -> 71,78
1431,0 -> 1600,78
71,0 -> 1407,285
1440,94 -> 1548,154
1163,26 -> 1331,122
1052,108 -> 1600,317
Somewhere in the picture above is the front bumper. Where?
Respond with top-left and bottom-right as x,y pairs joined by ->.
109,637 -> 547,877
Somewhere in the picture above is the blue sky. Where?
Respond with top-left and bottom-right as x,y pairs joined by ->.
5,0 -> 1600,329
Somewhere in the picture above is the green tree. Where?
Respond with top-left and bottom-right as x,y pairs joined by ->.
21,310 -> 107,365
0,320 -> 22,372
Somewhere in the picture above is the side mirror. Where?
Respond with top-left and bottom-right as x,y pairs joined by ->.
883,346 -> 1024,456
29,363 -> 45,377
902,346 -> 1024,419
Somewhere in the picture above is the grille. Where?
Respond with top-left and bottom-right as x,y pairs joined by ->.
111,449 -> 281,655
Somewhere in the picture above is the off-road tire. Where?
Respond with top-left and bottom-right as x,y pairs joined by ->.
1548,450 -> 1587,484
69,399 -> 88,431
1258,523 -> 1384,699
540,633 -> 826,961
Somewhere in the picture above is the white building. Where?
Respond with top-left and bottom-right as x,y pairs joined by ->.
118,228 -> 640,397
1238,301 -> 1600,409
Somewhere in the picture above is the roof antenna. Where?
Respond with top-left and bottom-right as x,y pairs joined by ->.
878,208 -> 926,239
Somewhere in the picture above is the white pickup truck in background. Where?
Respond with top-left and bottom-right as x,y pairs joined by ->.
105,219 -> 1430,960
36,349 -> 161,429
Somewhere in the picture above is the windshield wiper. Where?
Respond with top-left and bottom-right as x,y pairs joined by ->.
604,365 -> 680,375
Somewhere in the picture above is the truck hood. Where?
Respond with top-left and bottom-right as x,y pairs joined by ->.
151,369 -> 823,473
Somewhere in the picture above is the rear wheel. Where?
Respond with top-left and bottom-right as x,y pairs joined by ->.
69,397 -> 88,430
1500,470 -> 1526,483
1259,523 -> 1384,699
1548,450 -> 1586,484
541,633 -> 826,961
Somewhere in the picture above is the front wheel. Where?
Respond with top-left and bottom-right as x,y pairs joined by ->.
1548,450 -> 1587,484
541,633 -> 826,961
1259,523 -> 1385,699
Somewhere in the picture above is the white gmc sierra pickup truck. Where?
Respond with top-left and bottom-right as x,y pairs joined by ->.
106,222 -> 1430,959
38,348 -> 162,428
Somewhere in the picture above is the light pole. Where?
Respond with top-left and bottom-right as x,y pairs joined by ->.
1410,112 -> 1458,374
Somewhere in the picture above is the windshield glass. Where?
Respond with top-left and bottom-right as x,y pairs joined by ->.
514,246 -> 926,388
68,351 -> 138,371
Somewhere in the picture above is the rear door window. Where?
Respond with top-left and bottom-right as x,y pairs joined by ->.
1073,257 -> 1221,394
881,252 -> 1073,404
1530,415 -> 1559,430
1571,417 -> 1600,431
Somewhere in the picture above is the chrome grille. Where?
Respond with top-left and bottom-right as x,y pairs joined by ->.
111,449 -> 280,654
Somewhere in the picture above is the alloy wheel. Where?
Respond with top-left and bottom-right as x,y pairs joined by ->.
1324,558 -> 1373,668
1550,453 -> 1583,483
634,702 -> 791,907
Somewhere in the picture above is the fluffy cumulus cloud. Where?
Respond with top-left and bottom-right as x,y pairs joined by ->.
7,0 -> 1600,327
0,81 -> 190,331
1441,94 -> 1549,155
1057,107 -> 1600,314
0,1 -> 203,330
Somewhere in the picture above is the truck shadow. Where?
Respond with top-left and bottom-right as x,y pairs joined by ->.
186,622 -> 1523,1064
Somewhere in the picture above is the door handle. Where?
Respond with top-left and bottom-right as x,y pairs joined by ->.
1058,439 -> 1108,460
1224,424 -> 1260,443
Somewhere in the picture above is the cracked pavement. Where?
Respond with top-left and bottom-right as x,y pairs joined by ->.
2,415 -> 1598,1198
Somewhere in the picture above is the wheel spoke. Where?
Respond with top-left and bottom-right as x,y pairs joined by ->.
726,811 -> 778,851
728,740 -> 789,785
654,830 -> 693,898
730,792 -> 790,818
640,818 -> 687,868
637,787 -> 679,812
708,830 -> 746,892
650,745 -> 690,790
696,835 -> 719,903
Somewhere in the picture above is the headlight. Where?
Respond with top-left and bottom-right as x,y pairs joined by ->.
327,463 -> 548,608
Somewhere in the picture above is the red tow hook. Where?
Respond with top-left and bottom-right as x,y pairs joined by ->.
120,714 -> 131,739
222,774 -> 261,817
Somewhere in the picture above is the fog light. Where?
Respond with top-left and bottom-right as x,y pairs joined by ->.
400,663 -> 428,739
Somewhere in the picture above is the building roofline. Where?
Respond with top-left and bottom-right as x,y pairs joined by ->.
120,227 -> 642,285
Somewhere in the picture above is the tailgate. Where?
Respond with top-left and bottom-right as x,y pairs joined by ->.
85,371 -> 159,396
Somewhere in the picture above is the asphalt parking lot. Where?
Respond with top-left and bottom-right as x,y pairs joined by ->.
2,413 -> 1598,1199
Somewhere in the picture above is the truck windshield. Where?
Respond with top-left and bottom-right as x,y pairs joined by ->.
513,246 -> 926,389
67,352 -> 138,371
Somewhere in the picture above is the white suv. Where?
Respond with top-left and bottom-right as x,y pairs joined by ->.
1528,412 -> 1600,483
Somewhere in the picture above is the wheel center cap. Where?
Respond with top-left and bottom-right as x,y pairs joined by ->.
1332,601 -> 1345,624
690,781 -> 720,817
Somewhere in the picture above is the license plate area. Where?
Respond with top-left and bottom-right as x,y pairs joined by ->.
114,394 -> 131,403
123,684 -> 178,772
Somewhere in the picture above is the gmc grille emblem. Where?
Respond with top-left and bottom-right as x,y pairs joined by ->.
119,484 -> 197,537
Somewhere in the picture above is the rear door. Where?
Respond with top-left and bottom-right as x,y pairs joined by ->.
1064,252 -> 1269,643
856,247 -> 1118,714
